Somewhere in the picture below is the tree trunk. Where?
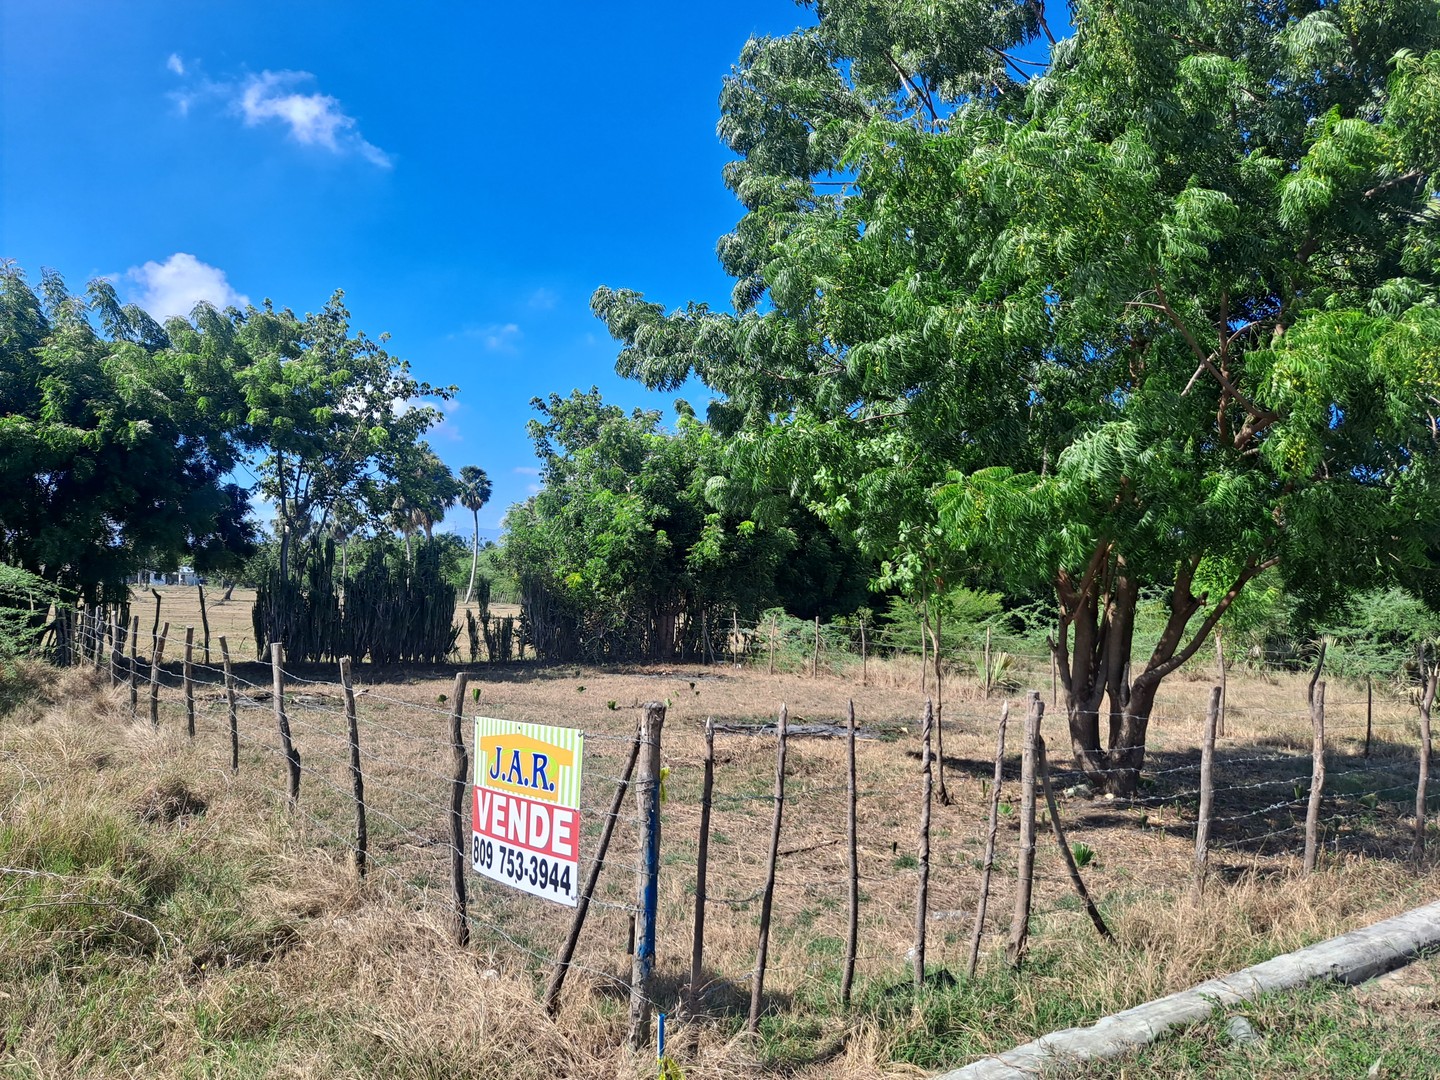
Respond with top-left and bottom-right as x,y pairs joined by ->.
464,508 -> 479,604
1057,551 -> 1251,797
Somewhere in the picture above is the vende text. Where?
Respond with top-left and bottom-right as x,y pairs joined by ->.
473,786 -> 577,861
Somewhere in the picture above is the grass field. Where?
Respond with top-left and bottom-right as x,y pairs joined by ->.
5,590 -> 1440,1077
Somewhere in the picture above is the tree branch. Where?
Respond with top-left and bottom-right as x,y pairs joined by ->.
1141,555 -> 1281,685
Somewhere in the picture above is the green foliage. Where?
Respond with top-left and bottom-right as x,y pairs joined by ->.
594,0 -> 1440,785
1320,587 -> 1440,683
501,389 -> 869,662
0,564 -> 59,663
0,265 -> 257,604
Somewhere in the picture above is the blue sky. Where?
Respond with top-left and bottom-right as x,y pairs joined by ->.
0,1 -> 813,539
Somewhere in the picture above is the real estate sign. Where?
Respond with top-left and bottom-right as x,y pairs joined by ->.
471,717 -> 585,907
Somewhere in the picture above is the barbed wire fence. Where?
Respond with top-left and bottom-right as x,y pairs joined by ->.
45,610 -> 1440,1059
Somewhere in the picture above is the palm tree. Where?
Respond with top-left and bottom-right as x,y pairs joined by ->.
458,465 -> 493,604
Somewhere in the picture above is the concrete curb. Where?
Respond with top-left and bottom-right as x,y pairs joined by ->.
936,898 -> 1440,1079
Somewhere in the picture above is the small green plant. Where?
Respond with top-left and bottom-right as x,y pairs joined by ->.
607,700 -> 617,710
999,801 -> 1014,817
1071,842 -> 1095,868
471,687 -> 481,703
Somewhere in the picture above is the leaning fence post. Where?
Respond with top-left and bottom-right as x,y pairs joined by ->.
1415,656 -> 1436,860
842,699 -> 860,1006
339,657 -> 367,878
1007,692 -> 1041,969
148,623 -> 169,729
219,636 -> 238,773
128,615 -> 141,716
968,700 -> 1008,979
196,582 -> 212,664
271,643 -> 301,810
628,702 -> 666,1050
1193,686 -> 1221,897
685,716 -> 716,1015
1037,734 -> 1111,940
150,588 -> 162,653
748,703 -> 788,1033
545,728 -> 641,1017
1303,678 -> 1327,873
183,626 -> 195,738
447,670 -> 471,946
914,699 -> 934,991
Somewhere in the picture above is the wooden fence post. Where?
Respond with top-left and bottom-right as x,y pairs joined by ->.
1007,692 -> 1041,969
109,612 -> 121,687
968,700 -> 1008,979
197,583 -> 212,664
1415,656 -> 1436,860
628,702 -> 666,1050
860,615 -> 868,688
1037,735 -> 1111,940
128,615 -> 141,716
748,703 -> 788,1033
1215,627 -> 1227,738
150,588 -> 162,653
545,729 -> 641,1017
183,626 -> 195,738
842,699 -> 860,1006
1193,686 -> 1221,897
447,670 -> 471,946
148,622 -> 169,729
1365,675 -> 1373,759
1303,678 -> 1327,873
686,716 -> 716,1015
271,643 -> 301,810
219,636 -> 238,773
983,626 -> 992,700
914,699 -> 934,991
339,657 -> 367,878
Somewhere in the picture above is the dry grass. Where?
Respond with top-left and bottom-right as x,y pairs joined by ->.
4,650 -> 1440,1078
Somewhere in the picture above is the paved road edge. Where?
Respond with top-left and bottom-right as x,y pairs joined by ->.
936,898 -> 1440,1079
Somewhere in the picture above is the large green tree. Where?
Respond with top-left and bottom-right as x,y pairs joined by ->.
237,292 -> 455,581
0,265 -> 255,607
501,388 -> 867,661
594,0 -> 1440,791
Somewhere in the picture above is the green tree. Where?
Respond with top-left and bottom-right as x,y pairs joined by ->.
594,0 -> 1440,791
459,464 -> 493,604
237,292 -> 455,581
501,388 -> 866,661
0,264 -> 255,608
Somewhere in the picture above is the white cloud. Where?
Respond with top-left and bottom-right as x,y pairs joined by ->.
236,70 -> 391,167
482,323 -> 521,351
526,483 -> 542,495
167,60 -> 391,168
527,287 -> 558,311
513,466 -> 541,476
126,253 -> 248,321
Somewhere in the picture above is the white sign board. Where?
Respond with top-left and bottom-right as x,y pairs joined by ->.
471,717 -> 584,906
